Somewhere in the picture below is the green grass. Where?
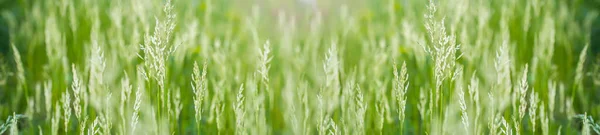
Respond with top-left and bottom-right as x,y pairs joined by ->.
0,0 -> 599,134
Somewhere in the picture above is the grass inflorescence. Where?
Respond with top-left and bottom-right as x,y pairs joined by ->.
1,0 -> 600,134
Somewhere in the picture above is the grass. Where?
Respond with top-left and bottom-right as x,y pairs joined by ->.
0,0 -> 600,134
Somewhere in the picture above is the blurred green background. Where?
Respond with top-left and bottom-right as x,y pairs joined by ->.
1,0 -> 600,134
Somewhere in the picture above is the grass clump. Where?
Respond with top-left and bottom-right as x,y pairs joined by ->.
1,0 -> 600,134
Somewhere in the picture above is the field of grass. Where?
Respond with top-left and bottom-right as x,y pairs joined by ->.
1,0 -> 600,134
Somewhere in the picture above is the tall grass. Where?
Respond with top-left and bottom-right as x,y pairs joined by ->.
0,0 -> 599,134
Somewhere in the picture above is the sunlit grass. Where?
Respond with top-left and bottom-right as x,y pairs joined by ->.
0,0 -> 599,134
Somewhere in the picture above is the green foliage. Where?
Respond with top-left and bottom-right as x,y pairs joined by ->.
0,0 -> 599,134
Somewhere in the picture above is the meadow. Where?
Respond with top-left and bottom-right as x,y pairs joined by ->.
0,0 -> 600,134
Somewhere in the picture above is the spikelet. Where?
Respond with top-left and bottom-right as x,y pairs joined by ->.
326,116 -> 339,135
423,1 -> 460,120
139,0 -> 178,112
393,62 -> 409,131
119,73 -> 132,131
513,65 -> 535,133
88,33 -> 106,110
131,87 -> 142,133
355,84 -> 367,134
495,41 -> 512,110
317,94 -> 327,135
518,65 -> 529,125
88,117 -> 100,135
529,91 -> 539,133
71,65 -> 83,121
459,86 -> 469,134
234,84 -> 246,135
192,61 -> 207,129
322,41 -> 341,113
467,74 -> 481,134
488,94 -> 499,135
62,91 -> 71,133
500,117 -> 512,135
258,41 -> 272,89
